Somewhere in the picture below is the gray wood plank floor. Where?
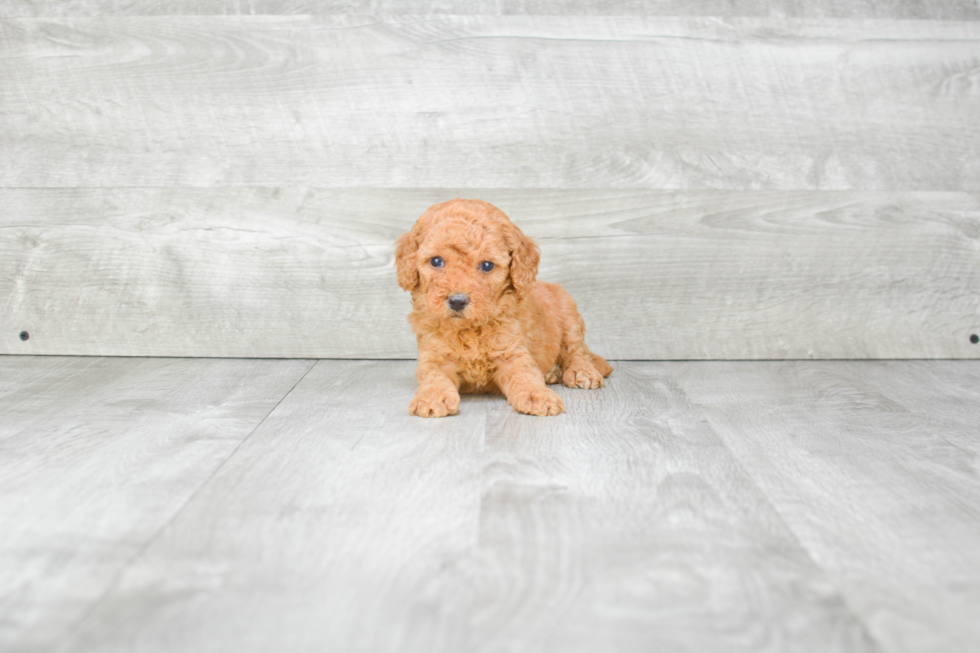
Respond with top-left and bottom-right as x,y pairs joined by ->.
0,356 -> 315,653
2,356 -> 978,653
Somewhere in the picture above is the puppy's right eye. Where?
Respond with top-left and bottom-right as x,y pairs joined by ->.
430,256 -> 444,268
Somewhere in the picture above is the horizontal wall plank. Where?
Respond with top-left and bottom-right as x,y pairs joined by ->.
2,188 -> 978,359
2,16 -> 979,189
3,1 -> 979,19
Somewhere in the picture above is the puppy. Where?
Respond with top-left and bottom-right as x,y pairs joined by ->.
395,199 -> 612,417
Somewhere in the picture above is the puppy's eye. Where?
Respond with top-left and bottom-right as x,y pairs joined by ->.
430,256 -> 444,268
479,261 -> 495,272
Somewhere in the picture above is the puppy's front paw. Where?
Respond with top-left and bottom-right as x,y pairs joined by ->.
409,388 -> 460,418
509,387 -> 565,416
562,363 -> 604,390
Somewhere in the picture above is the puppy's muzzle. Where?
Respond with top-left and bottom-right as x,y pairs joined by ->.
447,293 -> 469,313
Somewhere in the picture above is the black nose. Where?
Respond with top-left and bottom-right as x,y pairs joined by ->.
447,293 -> 469,312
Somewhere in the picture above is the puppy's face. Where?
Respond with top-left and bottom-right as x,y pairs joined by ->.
395,199 -> 540,328
415,218 -> 510,324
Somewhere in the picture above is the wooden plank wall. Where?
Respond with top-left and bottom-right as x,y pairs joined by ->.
2,3 -> 978,359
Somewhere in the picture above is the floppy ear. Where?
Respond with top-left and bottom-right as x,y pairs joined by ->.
394,226 -> 421,292
506,223 -> 540,295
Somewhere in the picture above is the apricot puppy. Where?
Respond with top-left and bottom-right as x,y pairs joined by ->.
395,199 -> 612,417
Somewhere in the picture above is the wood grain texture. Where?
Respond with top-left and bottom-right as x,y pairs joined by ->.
0,355 -> 314,653
61,359 -> 491,653
2,0 -> 979,18
2,16 -> 979,189
672,360 -> 980,653
56,360 -> 878,653
4,357 -> 979,652
463,362 -> 876,652
3,188 -> 978,359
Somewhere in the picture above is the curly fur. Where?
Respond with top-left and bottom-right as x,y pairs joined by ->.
395,198 -> 612,417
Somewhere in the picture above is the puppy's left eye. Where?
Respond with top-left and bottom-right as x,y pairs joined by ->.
479,261 -> 495,272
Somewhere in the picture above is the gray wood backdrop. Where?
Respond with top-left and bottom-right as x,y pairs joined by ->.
2,2 -> 979,359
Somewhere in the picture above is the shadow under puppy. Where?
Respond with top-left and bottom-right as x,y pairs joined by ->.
395,199 -> 612,417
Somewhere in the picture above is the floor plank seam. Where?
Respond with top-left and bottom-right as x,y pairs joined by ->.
51,358 -> 320,652
6,359 -> 978,650
672,370 -> 890,651
700,411 -> 891,652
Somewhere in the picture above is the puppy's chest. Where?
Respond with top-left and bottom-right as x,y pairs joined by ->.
442,331 -> 498,392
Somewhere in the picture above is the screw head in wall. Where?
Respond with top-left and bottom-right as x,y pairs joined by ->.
19,331 -> 30,341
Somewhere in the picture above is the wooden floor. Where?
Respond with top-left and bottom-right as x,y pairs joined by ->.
2,356 -> 978,652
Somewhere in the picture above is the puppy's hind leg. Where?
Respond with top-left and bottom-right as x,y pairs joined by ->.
544,364 -> 563,385
558,304 -> 611,390
589,353 -> 614,378
561,348 -> 605,390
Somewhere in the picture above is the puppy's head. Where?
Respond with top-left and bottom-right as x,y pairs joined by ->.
395,199 -> 540,326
